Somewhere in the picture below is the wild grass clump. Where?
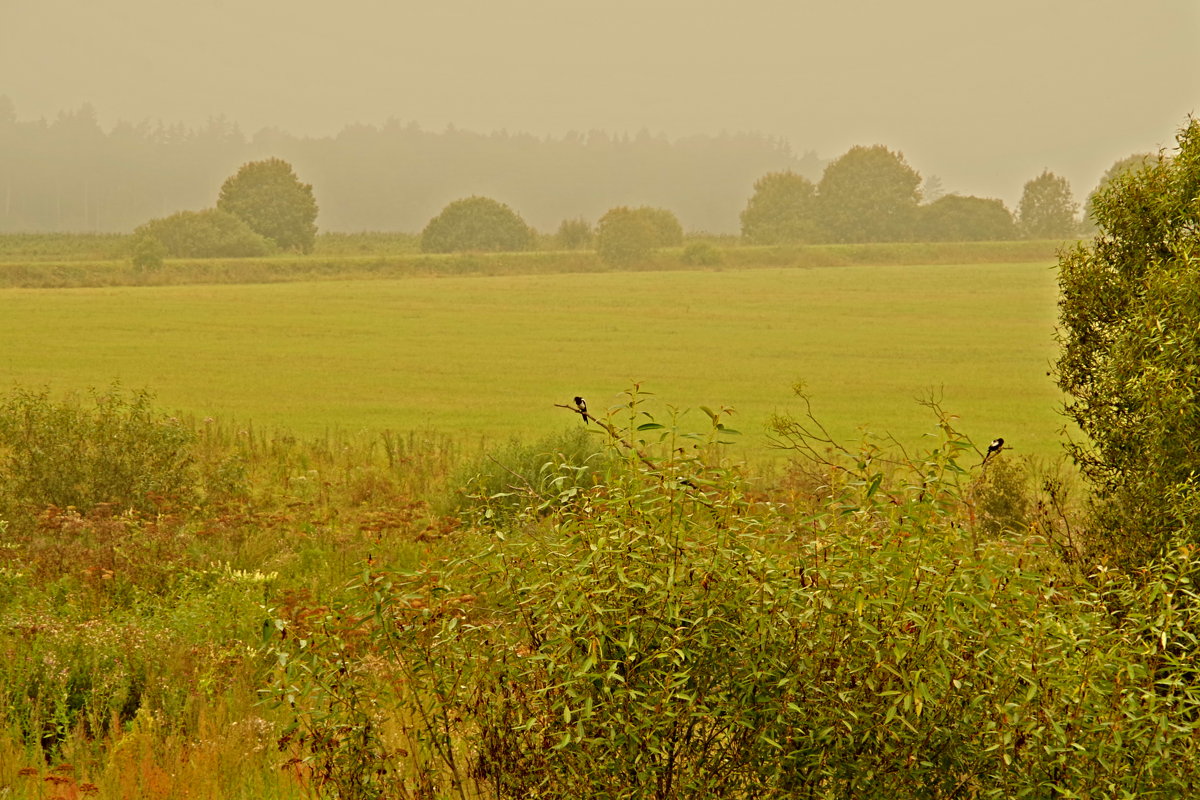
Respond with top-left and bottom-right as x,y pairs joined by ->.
0,567 -> 272,760
970,453 -> 1032,539
0,384 -> 462,792
443,424 -> 606,521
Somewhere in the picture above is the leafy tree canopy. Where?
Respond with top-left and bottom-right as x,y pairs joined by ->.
918,195 -> 1015,242
133,208 -> 272,258
1055,119 -> 1200,565
554,217 -> 593,250
1016,170 -> 1078,240
1082,153 -> 1159,229
740,171 -> 820,244
217,158 -> 318,253
816,145 -> 922,243
420,196 -> 535,253
595,206 -> 683,265
637,206 -> 684,247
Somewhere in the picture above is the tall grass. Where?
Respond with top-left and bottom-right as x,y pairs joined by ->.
0,234 -> 130,262
0,386 -> 463,797
8,383 -> 1195,798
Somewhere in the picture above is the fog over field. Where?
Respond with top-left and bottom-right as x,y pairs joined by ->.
2,0 -> 1197,213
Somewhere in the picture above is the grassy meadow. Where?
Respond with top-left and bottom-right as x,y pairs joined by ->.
0,258 -> 1065,460
7,239 -> 1200,797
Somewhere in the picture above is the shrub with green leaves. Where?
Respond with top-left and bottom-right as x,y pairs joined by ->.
129,233 -> 167,271
0,386 -> 198,523
420,196 -> 535,253
443,425 -> 605,522
970,453 -> 1032,538
133,208 -> 272,258
596,206 -> 684,265
918,194 -> 1016,242
1056,118 -> 1200,566
269,387 -> 1200,798
680,240 -> 723,266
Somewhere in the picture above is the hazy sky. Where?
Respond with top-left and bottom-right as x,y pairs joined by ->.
3,0 -> 1197,206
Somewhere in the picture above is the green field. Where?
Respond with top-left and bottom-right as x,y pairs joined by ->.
16,247 -> 1199,798
0,258 -> 1066,459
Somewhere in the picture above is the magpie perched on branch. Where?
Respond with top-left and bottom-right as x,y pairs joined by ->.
982,437 -> 1005,466
573,396 -> 589,424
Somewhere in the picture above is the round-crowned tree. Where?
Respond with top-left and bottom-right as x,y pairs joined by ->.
1056,119 -> 1200,566
740,171 -> 821,244
421,196 -> 535,253
217,158 -> 318,253
816,145 -> 922,243
638,206 -> 684,247
595,206 -> 683,265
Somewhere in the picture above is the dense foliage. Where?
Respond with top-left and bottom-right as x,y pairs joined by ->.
266,388 -> 1200,799
1,97 -> 1120,245
739,171 -> 820,244
132,208 -> 272,258
1081,153 -> 1159,233
1056,119 -> 1200,566
739,164 -> 1021,245
2,380 -> 1200,796
0,386 -> 199,521
0,98 -> 814,235
595,205 -> 683,265
554,217 -> 594,250
816,145 -> 922,243
420,196 -> 535,253
217,158 -> 319,253
1017,170 -> 1078,240
917,194 -> 1016,241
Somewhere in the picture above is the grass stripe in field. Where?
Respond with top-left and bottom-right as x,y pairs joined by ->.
0,260 -> 1067,458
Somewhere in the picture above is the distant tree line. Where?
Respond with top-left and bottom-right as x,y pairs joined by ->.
0,97 -> 815,235
739,145 -> 1099,245
3,98 -> 1150,247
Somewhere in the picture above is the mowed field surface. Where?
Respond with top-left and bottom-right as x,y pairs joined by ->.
0,260 -> 1066,458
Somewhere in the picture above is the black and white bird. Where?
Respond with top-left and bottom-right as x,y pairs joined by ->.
573,396 -> 589,423
982,437 -> 1005,465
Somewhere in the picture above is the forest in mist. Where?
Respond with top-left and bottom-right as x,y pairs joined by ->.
0,98 -> 826,236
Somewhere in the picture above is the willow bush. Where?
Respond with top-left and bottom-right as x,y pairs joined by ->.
269,387 -> 1200,799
